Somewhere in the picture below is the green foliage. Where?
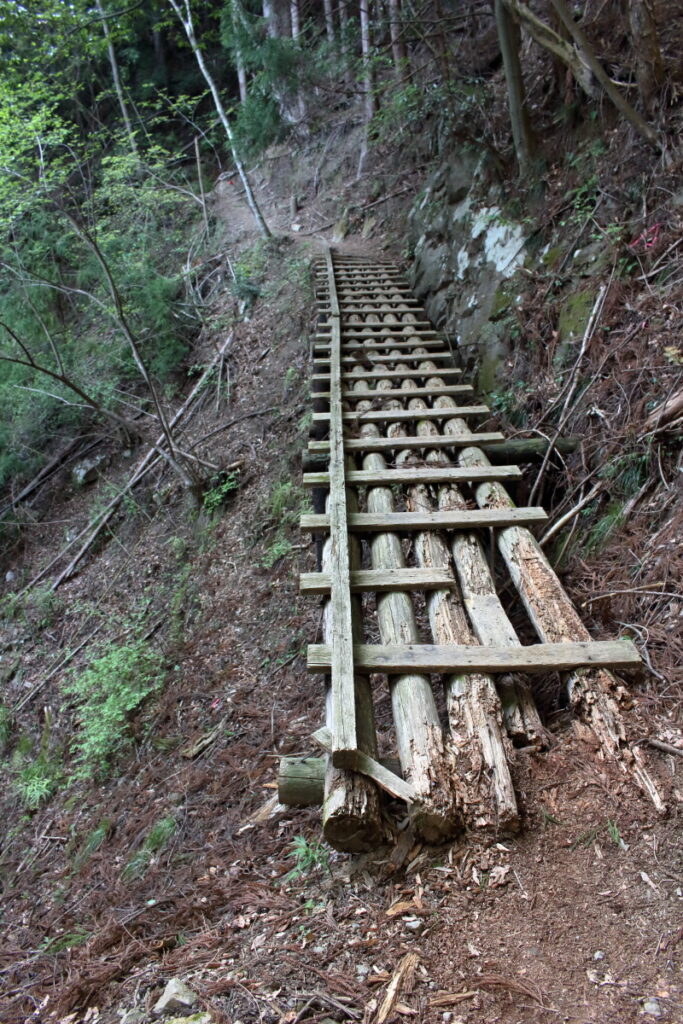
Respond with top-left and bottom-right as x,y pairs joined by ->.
269,481 -> 308,527
285,835 -> 331,881
202,471 -> 240,515
15,753 -> 62,810
582,500 -> 626,555
490,381 -> 533,427
122,815 -> 177,880
0,702 -> 12,755
40,929 -> 90,954
262,537 -> 293,569
72,819 -> 111,872
64,639 -> 164,780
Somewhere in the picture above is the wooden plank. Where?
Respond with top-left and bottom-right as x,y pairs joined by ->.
321,250 -> 357,759
301,508 -> 547,532
312,385 -> 474,400
300,567 -> 456,594
314,353 -> 454,366
308,639 -> 642,674
341,368 -> 462,380
332,749 -> 417,802
303,465 -> 523,487
312,405 -> 489,424
316,338 -> 446,350
309,432 -> 505,453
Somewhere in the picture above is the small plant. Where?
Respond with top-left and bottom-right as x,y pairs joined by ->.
262,537 -> 293,569
122,815 -> 177,881
202,471 -> 240,515
0,702 -> 12,755
284,835 -> 331,881
72,819 -> 111,872
64,639 -> 164,780
15,753 -> 62,809
40,929 -> 90,953
606,818 -> 627,850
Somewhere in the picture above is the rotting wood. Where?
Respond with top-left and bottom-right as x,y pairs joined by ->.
389,380 -> 520,828
457,445 -> 665,813
349,371 -> 463,842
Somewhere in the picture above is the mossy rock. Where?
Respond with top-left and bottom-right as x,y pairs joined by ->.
558,288 -> 597,343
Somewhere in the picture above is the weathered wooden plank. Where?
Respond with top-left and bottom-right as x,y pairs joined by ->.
314,353 -> 454,366
332,749 -> 417,802
312,405 -> 489,424
316,338 -> 446,351
322,252 -> 357,760
309,432 -> 504,453
300,567 -> 456,594
341,368 -> 463,380
313,385 -> 474,400
301,508 -> 548,532
308,640 -> 642,674
303,465 -> 522,487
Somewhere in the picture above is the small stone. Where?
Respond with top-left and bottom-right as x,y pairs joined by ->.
356,963 -> 370,976
5,570 -> 15,582
403,917 -> 423,932
72,454 -> 107,487
166,1016 -> 212,1024
593,950 -> 605,960
642,998 -> 663,1018
120,1011 -> 145,1024
153,978 -> 199,1016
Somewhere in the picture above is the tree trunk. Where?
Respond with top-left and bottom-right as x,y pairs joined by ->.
167,0 -> 271,238
323,0 -> 335,43
495,0 -> 536,173
290,0 -> 300,39
388,0 -> 407,81
628,0 -> 663,113
231,0 -> 249,103
94,0 -> 139,159
360,0 -> 376,121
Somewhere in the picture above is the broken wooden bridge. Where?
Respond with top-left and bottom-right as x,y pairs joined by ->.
281,250 -> 651,851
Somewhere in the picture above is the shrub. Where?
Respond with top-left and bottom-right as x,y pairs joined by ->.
64,640 -> 164,780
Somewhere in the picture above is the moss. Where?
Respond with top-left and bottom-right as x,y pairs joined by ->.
541,245 -> 563,267
478,348 -> 502,394
558,288 -> 597,343
489,284 -> 512,322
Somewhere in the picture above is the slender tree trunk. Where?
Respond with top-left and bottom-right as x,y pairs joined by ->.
94,0 -> 139,159
152,28 -> 169,89
167,0 -> 271,237
231,0 -> 249,103
628,0 -> 663,113
360,0 -> 375,120
388,0 -> 407,81
495,0 -> 536,173
323,0 -> 335,43
290,0 -> 300,39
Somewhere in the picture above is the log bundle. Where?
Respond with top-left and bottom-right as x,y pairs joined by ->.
284,251 -> 661,850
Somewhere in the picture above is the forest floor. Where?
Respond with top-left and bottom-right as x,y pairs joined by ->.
1,133 -> 682,1024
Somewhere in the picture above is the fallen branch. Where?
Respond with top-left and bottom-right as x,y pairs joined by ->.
633,737 -> 683,758
191,405 -> 278,447
642,386 -> 683,435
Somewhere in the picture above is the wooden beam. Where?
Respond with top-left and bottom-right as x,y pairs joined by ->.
312,406 -> 489,424
303,465 -> 523,487
314,385 -> 474,400
309,432 -> 504,453
314,369 -> 463,382
308,639 -> 642,674
300,567 -> 456,594
301,508 -> 548,532
313,353 -> 454,366
322,251 -> 357,759
315,338 -> 446,351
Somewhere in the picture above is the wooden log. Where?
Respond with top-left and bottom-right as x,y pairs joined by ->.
279,755 -> 403,806
457,444 -> 665,813
427,393 -> 545,746
392,388 -> 519,828
312,405 -> 489,423
301,437 -> 579,471
350,372 -> 463,841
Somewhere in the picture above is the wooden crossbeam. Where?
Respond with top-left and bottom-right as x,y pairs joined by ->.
312,406 -> 489,425
311,385 -> 474,400
314,353 -> 454,366
309,432 -> 504,453
308,639 -> 642,674
300,567 -> 456,594
338,368 -> 463,380
301,508 -> 547,532
315,338 -> 446,350
303,465 -> 523,487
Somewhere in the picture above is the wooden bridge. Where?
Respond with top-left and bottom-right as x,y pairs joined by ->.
282,250 -> 654,852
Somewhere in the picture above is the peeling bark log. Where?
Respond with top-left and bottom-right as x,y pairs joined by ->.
456,444 -> 666,814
